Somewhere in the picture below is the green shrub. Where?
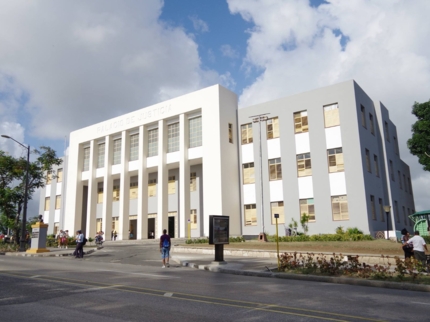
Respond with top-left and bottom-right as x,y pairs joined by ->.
267,233 -> 373,242
184,236 -> 245,244
346,227 -> 364,235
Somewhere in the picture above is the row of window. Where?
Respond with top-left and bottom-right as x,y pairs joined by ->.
370,195 -> 414,226
241,103 -> 342,145
83,117 -> 202,171
46,169 -> 63,185
388,160 -> 413,194
242,148 -> 345,183
44,195 -> 61,211
244,195 -> 348,226
96,173 -> 197,203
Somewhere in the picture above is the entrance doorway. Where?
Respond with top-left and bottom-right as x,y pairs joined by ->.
129,219 -> 136,239
148,218 -> 155,239
168,216 -> 175,238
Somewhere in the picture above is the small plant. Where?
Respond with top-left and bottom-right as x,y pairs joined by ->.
346,227 -> 364,235
300,213 -> 309,235
335,226 -> 345,235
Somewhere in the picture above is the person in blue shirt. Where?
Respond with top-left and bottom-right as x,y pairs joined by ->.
159,229 -> 171,268
75,230 -> 84,259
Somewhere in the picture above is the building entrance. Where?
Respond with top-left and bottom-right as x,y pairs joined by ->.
148,218 -> 155,239
129,219 -> 136,239
168,216 -> 175,238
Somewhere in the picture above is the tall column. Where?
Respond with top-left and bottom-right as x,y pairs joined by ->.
119,131 -> 130,240
86,140 -> 98,237
157,119 -> 168,237
179,114 -> 190,238
102,135 -> 113,239
137,125 -> 148,239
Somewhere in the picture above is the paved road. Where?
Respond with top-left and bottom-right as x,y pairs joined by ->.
1,242 -> 429,321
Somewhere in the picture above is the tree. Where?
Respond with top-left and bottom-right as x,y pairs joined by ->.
407,100 -> 430,171
300,213 -> 309,235
0,147 -> 62,243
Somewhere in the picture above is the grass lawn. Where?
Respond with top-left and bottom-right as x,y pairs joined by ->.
180,239 -> 405,256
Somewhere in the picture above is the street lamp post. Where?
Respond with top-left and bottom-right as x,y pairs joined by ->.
383,205 -> 391,240
1,135 -> 30,252
250,113 -> 269,240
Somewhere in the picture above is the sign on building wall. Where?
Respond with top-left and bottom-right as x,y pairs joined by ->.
209,215 -> 229,245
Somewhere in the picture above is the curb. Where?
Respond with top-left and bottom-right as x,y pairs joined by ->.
1,247 -> 100,257
172,257 -> 430,293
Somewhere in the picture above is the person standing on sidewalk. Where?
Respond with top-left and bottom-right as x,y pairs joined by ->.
408,231 -> 428,269
159,229 -> 171,268
75,230 -> 85,259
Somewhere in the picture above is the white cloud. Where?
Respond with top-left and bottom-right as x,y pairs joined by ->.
220,44 -> 239,59
0,122 -> 26,158
228,0 -> 430,211
189,15 -> 209,33
0,0 -> 220,142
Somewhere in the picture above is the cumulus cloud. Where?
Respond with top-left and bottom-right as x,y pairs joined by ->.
0,0 -> 220,142
228,0 -> 430,210
189,15 -> 209,33
220,44 -> 239,59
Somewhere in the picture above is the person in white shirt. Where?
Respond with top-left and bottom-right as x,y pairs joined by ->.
408,231 -> 428,268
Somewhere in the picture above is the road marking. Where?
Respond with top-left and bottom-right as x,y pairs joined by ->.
411,301 -> 430,305
96,269 -> 179,279
30,275 -> 42,278
0,297 -> 22,301
164,293 -> 173,297
72,285 -> 120,293
0,271 -> 385,322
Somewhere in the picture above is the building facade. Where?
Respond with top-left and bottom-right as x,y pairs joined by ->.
40,80 -> 415,239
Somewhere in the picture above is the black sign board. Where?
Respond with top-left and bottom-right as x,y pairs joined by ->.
209,215 -> 229,245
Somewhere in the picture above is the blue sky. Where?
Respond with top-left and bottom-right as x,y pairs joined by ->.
1,0 -> 430,213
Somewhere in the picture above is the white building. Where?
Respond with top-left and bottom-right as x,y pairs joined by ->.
40,80 -> 415,239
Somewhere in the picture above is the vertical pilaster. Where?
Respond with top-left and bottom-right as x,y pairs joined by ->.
137,125 -> 148,239
119,131 -> 130,240
157,119 -> 168,237
102,136 -> 113,238
179,114 -> 190,238
86,140 -> 97,237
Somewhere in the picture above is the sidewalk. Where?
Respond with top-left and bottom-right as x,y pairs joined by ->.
1,246 -> 98,257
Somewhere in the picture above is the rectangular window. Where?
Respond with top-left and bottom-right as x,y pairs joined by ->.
332,195 -> 349,221
369,113 -> 375,135
57,169 -> 63,183
389,160 -> 394,181
46,172 -> 52,185
324,103 -> 340,128
403,174 -> 408,193
269,158 -> 282,181
300,198 -> 315,222
130,182 -> 138,199
112,217 -> 119,232
113,139 -> 122,165
271,201 -> 285,224
394,201 -> 400,223
189,117 -> 202,148
83,147 -> 90,171
168,176 -> 175,194
361,105 -> 366,128
403,206 -> 407,225
190,209 -> 197,230
294,111 -> 308,133
167,122 -> 180,153
113,185 -> 120,201
244,204 -> 257,226
190,172 -> 197,191
148,179 -> 157,197
384,121 -> 390,141
370,195 -> 376,220
242,162 -> 255,184
379,198 -> 385,222
297,153 -> 312,177
393,136 -> 399,155
374,155 -> 380,177
54,222 -> 59,236
148,128 -> 158,157
129,134 -> 139,161
97,143 -> 105,168
44,197 -> 50,211
228,123 -> 233,144
365,149 -> 371,173
55,195 -> 61,209
398,171 -> 402,189
327,148 -> 344,173
408,177 -> 412,194
97,187 -> 103,204
241,123 -> 253,145
267,117 -> 280,139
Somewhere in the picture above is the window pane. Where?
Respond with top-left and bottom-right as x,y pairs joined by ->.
189,117 -> 202,148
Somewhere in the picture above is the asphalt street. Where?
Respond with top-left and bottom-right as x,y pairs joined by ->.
1,242 -> 430,321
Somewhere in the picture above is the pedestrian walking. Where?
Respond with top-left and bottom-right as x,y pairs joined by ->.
408,230 -> 428,269
401,229 -> 414,259
159,229 -> 171,268
74,230 -> 85,259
